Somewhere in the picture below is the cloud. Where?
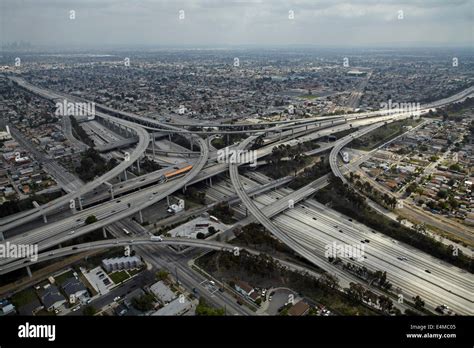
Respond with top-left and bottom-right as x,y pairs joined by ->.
1,0 -> 472,47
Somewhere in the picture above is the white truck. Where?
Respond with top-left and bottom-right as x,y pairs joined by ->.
150,236 -> 163,242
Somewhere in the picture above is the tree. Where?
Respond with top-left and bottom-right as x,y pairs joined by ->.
319,273 -> 339,290
378,295 -> 393,312
449,163 -> 462,172
83,305 -> 97,316
85,215 -> 97,224
412,295 -> 425,309
405,183 -> 418,195
156,269 -> 169,281
132,294 -> 155,312
437,190 -> 448,199
195,298 -> 225,316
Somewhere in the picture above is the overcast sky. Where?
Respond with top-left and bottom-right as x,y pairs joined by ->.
1,0 -> 473,48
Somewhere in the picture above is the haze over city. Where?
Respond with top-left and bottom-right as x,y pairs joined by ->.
1,0 -> 473,48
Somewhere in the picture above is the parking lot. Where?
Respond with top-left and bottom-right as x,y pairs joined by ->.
265,289 -> 297,315
83,266 -> 113,295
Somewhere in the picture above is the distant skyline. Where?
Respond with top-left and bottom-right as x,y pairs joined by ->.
1,0 -> 473,49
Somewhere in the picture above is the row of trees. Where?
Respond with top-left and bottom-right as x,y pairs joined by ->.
350,176 -> 397,210
289,159 -> 330,190
209,203 -> 234,224
233,223 -> 292,253
75,148 -> 117,182
0,191 -> 62,218
345,283 -> 397,314
184,186 -> 206,204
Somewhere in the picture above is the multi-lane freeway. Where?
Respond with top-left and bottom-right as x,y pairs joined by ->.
1,76 -> 473,316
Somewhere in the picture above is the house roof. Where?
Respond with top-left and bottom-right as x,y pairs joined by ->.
40,285 -> 66,308
288,301 -> 310,316
61,277 -> 87,297
234,280 -> 253,294
249,291 -> 261,301
149,281 -> 176,303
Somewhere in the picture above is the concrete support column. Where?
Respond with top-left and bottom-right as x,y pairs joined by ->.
138,210 -> 144,224
136,160 -> 141,175
245,207 -> 248,217
78,197 -> 83,211
103,228 -> 107,239
26,266 -> 32,278
33,201 -> 47,223
209,177 -> 213,187
166,196 -> 170,206
151,135 -> 155,158
124,170 -> 128,181
0,231 -> 4,241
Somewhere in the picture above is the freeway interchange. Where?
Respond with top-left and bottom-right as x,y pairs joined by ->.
0,78 -> 473,316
